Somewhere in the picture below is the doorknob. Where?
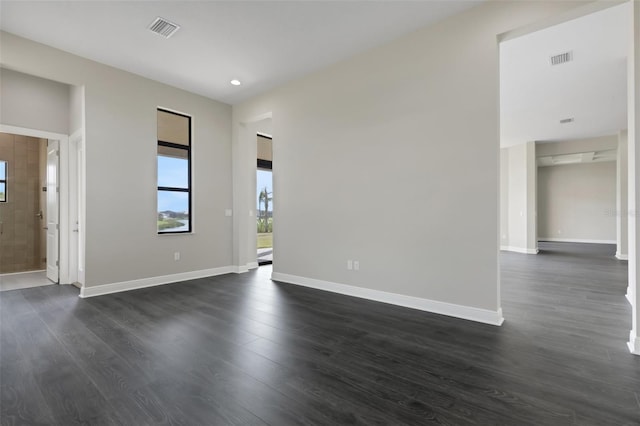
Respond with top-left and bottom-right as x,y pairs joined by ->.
36,210 -> 43,219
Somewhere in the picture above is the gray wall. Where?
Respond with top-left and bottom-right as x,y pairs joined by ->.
538,162 -> 616,243
0,68 -> 70,134
618,130 -> 628,257
233,1 -> 580,313
504,142 -> 537,253
500,148 -> 509,247
69,84 -> 84,134
1,32 -> 233,287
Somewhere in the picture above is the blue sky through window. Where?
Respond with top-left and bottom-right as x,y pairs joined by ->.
257,169 -> 273,211
158,156 -> 188,188
157,156 -> 188,212
0,161 -> 6,179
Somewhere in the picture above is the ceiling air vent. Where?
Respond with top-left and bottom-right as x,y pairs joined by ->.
560,117 -> 574,124
550,51 -> 573,66
148,17 -> 180,38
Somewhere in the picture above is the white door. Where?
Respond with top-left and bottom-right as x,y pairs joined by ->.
68,133 -> 84,285
68,136 -> 79,284
46,140 -> 59,283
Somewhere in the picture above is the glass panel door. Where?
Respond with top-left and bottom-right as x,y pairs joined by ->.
257,168 -> 272,264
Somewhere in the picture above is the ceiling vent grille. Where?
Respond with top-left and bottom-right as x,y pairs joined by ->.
148,17 -> 180,38
550,51 -> 573,66
560,117 -> 574,124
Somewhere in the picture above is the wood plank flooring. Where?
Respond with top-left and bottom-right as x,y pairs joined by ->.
1,242 -> 639,425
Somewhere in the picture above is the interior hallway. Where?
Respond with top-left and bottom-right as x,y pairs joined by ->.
0,243 -> 638,425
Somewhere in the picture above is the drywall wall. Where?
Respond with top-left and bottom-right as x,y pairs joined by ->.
69,84 -> 84,135
233,0 -> 582,316
1,32 -> 233,288
504,142 -> 537,253
500,148 -> 509,248
618,130 -> 628,258
538,161 -> 616,243
0,68 -> 70,134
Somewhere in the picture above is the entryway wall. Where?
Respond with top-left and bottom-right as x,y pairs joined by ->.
0,132 -> 47,273
536,135 -> 619,245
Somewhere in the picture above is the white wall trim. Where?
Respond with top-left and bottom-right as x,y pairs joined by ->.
616,253 -> 629,260
538,238 -> 616,244
247,262 -> 259,270
500,246 -> 539,254
232,264 -> 251,273
0,269 -> 46,277
0,124 -> 67,141
79,266 -> 234,298
271,272 -> 504,326
628,331 -> 640,355
626,288 -> 633,305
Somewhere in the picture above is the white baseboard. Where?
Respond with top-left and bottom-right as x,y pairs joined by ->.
271,272 -> 504,326
233,262 -> 260,273
539,238 -> 616,244
628,331 -> 640,355
0,269 -> 46,277
79,266 -> 234,298
500,246 -> 538,254
616,253 -> 629,260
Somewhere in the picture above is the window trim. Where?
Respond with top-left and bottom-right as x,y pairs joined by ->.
157,109 -> 192,234
0,160 -> 6,203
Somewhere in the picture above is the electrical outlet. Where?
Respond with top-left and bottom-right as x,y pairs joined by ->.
347,260 -> 353,270
353,261 -> 359,271
174,252 -> 180,261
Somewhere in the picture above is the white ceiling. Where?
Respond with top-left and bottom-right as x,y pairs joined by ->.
0,0 -> 481,105
500,2 -> 630,148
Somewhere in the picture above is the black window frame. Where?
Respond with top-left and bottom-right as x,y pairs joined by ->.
157,109 -> 192,234
0,160 -> 6,203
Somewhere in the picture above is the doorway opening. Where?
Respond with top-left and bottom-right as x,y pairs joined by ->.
0,132 -> 57,291
257,133 -> 273,265
498,2 -> 632,352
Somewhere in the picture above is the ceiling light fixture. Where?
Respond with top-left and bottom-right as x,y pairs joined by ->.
230,79 -> 242,86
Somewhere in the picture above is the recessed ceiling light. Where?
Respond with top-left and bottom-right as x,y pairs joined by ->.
230,79 -> 241,86
560,117 -> 574,124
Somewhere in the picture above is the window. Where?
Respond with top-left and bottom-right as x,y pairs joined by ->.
157,109 -> 191,233
0,160 -> 6,202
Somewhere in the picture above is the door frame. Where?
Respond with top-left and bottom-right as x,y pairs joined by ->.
496,0 -> 636,354
256,140 -> 273,266
0,124 -> 80,285
233,113 -> 273,272
45,138 -> 60,283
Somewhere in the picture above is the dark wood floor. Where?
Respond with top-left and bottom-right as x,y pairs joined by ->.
1,242 -> 639,425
